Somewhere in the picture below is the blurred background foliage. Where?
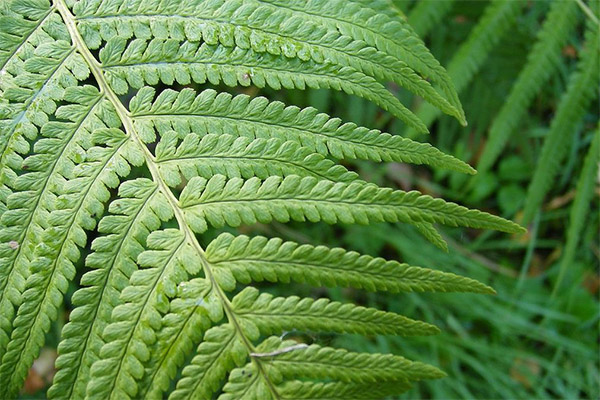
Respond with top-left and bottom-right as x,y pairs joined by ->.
25,0 -> 598,399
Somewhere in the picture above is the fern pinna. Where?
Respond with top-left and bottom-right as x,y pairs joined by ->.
0,0 -> 523,398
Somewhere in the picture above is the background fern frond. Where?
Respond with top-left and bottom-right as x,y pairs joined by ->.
407,0 -> 454,37
476,0 -> 580,176
405,0 -> 525,137
555,126 -> 599,294
522,20 -> 599,224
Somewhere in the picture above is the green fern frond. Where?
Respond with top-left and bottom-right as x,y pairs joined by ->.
477,0 -> 580,176
0,0 -> 523,398
414,222 -> 449,252
101,39 -> 429,132
179,175 -> 524,234
232,287 -> 439,337
522,21 -> 599,224
555,126 -> 600,293
155,131 -> 360,184
218,335 -> 444,399
206,233 -> 493,293
169,324 -> 247,400
253,336 -> 445,384
257,0 -> 465,121
137,279 -> 214,400
73,0 -> 463,123
130,87 -> 475,174
48,178 -> 163,399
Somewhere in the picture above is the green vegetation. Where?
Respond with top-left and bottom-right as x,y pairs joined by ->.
0,0 -> 598,399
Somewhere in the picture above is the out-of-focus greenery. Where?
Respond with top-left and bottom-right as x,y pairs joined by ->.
25,1 -> 598,399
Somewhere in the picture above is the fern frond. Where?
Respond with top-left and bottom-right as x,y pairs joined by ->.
179,175 -> 525,234
100,39 -> 428,132
0,1 -> 522,398
556,126 -> 600,293
169,324 -> 248,400
0,8 -> 72,168
206,233 -> 494,293
522,22 -> 599,224
414,222 -> 449,252
0,82 -> 119,395
155,131 -> 359,184
254,336 -> 445,384
73,0 -> 463,122
0,9 -> 85,360
477,0 -> 580,176
86,225 -> 204,400
0,0 -> 55,70
0,121 -> 144,396
137,280 -> 214,400
232,287 -> 439,337
257,0 -> 465,120
48,178 -> 163,399
130,88 -> 475,174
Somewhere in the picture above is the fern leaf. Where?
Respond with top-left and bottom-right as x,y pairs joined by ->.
522,22 -> 599,224
130,88 -> 475,174
254,336 -> 445,384
0,1 -> 523,398
232,287 -> 439,337
0,83 -> 116,395
0,0 -> 55,70
99,37 -> 427,132
179,175 -> 524,234
137,281 -> 214,400
414,222 -> 449,252
258,0 -> 464,120
556,127 -> 599,292
169,324 -> 248,400
85,224 -> 208,400
73,0 -> 463,122
477,0 -> 580,176
206,233 -> 494,293
0,124 -> 143,396
48,178 -> 163,399
155,131 -> 359,184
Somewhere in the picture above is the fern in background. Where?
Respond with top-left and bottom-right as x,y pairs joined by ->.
377,3 -> 598,396
476,0 -> 580,177
0,0 -> 524,399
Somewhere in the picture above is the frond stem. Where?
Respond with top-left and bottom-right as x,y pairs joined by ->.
576,0 -> 599,27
